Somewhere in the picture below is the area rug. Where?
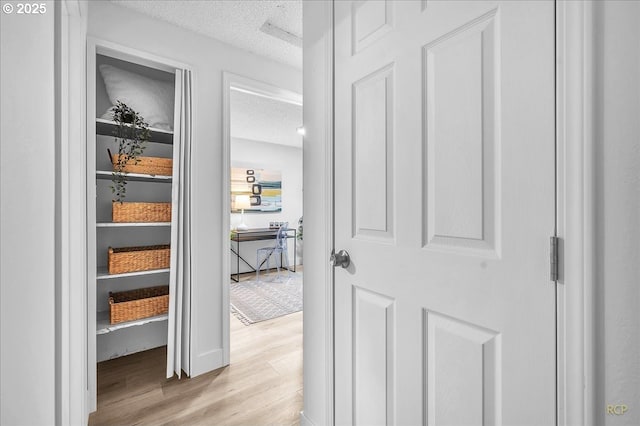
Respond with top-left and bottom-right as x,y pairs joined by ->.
230,272 -> 303,325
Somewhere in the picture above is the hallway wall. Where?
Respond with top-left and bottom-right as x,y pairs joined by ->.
0,2 -> 56,424
593,2 -> 640,425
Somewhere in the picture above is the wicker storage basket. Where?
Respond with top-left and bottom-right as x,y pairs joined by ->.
112,201 -> 171,223
109,285 -> 169,324
108,245 -> 170,274
112,154 -> 172,176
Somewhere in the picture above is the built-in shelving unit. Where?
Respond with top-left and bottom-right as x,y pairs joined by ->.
87,39 -> 186,412
88,45 -> 181,372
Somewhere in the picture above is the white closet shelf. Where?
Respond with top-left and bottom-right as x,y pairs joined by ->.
97,222 -> 171,228
96,170 -> 172,183
97,267 -> 170,280
96,310 -> 168,335
96,118 -> 173,144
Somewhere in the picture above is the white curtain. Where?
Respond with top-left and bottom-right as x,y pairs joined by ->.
167,68 -> 192,379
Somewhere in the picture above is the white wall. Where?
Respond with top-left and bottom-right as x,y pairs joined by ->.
594,2 -> 640,425
0,2 -> 56,424
230,137 -> 303,272
87,0 -> 302,376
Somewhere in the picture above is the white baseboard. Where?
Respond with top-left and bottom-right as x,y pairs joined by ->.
300,411 -> 316,426
190,348 -> 224,377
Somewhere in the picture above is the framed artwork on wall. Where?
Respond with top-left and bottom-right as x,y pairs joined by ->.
231,168 -> 282,213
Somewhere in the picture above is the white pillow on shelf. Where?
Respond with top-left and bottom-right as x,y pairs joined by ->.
99,64 -> 174,131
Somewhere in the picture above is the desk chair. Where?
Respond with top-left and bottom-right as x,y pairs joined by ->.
256,223 -> 290,282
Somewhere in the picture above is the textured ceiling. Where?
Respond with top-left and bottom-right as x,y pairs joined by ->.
231,89 -> 303,148
109,0 -> 302,69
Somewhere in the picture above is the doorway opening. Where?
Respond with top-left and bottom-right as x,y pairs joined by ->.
223,73 -> 304,420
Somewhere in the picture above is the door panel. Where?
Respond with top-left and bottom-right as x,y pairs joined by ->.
353,287 -> 395,426
352,64 -> 394,240
425,310 -> 501,426
334,1 -> 556,425
352,0 -> 394,54
424,10 -> 498,251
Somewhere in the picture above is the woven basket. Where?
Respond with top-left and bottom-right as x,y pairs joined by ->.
112,201 -> 171,223
108,245 -> 170,274
112,154 -> 172,176
109,285 -> 169,324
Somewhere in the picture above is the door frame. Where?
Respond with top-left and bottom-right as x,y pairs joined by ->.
55,1 -> 89,424
301,1 -> 335,424
301,1 -> 596,425
555,1 -> 597,424
221,72 -> 303,365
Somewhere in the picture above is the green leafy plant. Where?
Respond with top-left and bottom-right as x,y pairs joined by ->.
108,101 -> 150,203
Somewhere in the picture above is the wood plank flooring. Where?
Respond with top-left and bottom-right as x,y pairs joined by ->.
89,272 -> 303,426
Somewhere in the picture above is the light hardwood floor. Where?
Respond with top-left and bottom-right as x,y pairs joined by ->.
89,272 -> 303,426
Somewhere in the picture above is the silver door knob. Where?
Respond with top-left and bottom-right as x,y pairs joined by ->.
330,249 -> 351,269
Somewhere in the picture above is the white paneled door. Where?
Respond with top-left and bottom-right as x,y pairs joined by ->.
334,1 -> 556,425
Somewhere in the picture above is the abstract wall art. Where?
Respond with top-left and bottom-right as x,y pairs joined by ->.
231,168 -> 282,213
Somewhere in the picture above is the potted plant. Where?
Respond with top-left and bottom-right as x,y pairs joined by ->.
108,101 -> 150,202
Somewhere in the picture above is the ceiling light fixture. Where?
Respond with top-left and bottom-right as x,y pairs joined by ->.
260,20 -> 302,48
297,126 -> 306,136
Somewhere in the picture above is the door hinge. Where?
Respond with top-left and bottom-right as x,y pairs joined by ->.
550,236 -> 559,282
